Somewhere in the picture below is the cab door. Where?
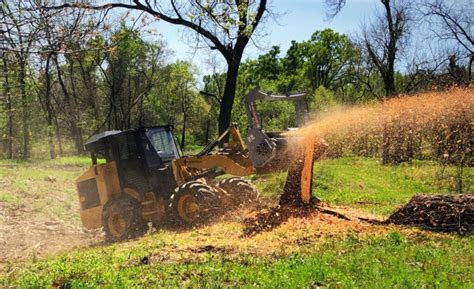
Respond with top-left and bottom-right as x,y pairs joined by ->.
114,131 -> 152,194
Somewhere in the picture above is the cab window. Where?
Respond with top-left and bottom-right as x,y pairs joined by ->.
145,127 -> 179,162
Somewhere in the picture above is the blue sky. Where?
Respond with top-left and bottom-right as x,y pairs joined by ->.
259,0 -> 377,54
142,0 -> 379,74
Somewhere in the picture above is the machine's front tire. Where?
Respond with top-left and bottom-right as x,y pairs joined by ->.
217,177 -> 260,206
102,196 -> 146,242
168,181 -> 221,227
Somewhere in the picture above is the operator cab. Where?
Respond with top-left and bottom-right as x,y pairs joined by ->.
85,126 -> 180,166
84,125 -> 180,195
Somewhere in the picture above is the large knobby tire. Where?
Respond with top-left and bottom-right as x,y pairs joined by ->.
102,196 -> 147,242
168,181 -> 221,227
217,177 -> 260,207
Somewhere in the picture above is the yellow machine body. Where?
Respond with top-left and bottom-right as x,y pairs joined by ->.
76,162 -> 121,229
75,124 -> 258,230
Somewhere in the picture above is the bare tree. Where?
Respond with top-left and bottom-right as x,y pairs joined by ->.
37,52 -> 58,159
359,0 -> 412,97
35,5 -> 76,159
419,0 -> 473,81
401,44 -> 449,93
1,1 -> 110,157
39,8 -> 97,155
0,0 -> 43,158
51,1 -> 269,137
332,0 -> 414,163
1,52 -> 13,158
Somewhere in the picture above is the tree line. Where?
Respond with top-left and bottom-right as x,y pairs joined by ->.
0,0 -> 472,159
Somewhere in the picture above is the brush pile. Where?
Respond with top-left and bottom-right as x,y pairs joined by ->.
387,194 -> 474,235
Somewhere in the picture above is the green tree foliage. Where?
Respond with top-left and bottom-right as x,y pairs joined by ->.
102,24 -> 156,130
203,29 -> 363,133
0,21 -> 212,158
55,0 -> 269,136
1,12 -> 469,160
147,60 -> 207,149
289,29 -> 359,92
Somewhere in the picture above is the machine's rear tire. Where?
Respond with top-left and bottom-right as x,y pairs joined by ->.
102,196 -> 147,242
168,181 -> 221,227
217,177 -> 260,206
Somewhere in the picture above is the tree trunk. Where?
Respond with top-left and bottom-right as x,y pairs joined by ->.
204,118 -> 211,144
137,100 -> 144,127
55,118 -> 63,157
181,112 -> 187,149
54,55 -> 84,155
44,54 -> 56,159
48,128 -> 56,159
68,60 -> 85,155
468,53 -> 473,82
78,59 -> 100,124
218,63 -> 239,137
18,59 -> 29,159
384,70 -> 396,97
2,55 -> 13,159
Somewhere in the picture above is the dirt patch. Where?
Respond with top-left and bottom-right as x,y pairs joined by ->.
0,201 -> 101,268
242,204 -> 315,236
135,204 -> 395,265
0,197 -> 423,269
386,194 -> 474,235
0,163 -> 104,269
242,202 -> 354,237
190,245 -> 230,254
3,192 -> 468,269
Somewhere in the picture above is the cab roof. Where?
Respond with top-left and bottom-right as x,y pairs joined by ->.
84,125 -> 174,154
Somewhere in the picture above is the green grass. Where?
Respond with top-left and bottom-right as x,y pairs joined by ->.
0,156 -> 91,167
40,156 -> 93,166
0,157 -> 87,222
1,231 -> 472,288
0,191 -> 19,203
314,157 -> 472,215
0,157 -> 473,288
253,157 -> 473,216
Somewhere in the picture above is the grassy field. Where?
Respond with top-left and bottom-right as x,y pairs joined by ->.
0,157 -> 472,288
0,156 -> 87,222
253,157 -> 473,216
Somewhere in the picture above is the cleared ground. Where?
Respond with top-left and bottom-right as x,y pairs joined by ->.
0,157 -> 472,287
0,157 -> 102,264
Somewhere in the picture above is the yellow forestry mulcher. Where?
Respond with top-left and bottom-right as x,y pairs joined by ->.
76,88 -> 323,242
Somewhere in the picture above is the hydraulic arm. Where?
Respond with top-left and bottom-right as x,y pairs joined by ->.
174,87 -> 327,204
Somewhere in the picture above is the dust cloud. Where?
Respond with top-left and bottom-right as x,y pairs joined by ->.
289,87 -> 473,163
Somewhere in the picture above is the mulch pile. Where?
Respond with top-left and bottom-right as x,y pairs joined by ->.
242,202 -> 350,236
386,194 -> 474,235
243,194 -> 473,237
242,205 -> 314,236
